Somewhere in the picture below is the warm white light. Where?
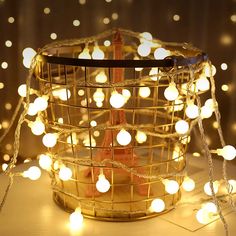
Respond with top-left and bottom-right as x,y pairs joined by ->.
220,63 -> 228,70
23,166 -> 41,180
154,48 -> 170,60
90,120 -> 97,127
139,86 -> 151,98
5,40 -> 12,47
67,132 -> 78,145
93,88 -> 105,103
39,154 -> 52,170
44,7 -> 51,14
95,71 -> 107,83
73,19 -> 80,27
204,181 -> 219,196
202,202 -> 217,214
122,89 -> 131,102
182,177 -> 195,192
18,84 -> 27,97
96,174 -> 111,193
135,131 -> 147,144
104,40 -> 111,47
34,96 -> 48,111
196,209 -> 211,224
171,99 -> 184,112
103,17 -> 110,24
8,17 -> 15,23
57,88 -> 71,101
110,91 -> 125,108
163,179 -> 179,194
230,14 -> 236,23
50,33 -> 57,40
1,62 -> 8,69
78,48 -> 91,59
22,47 -> 36,59
164,83 -> 179,101
92,45 -> 105,59
196,75 -> 210,91
149,67 -> 159,81
116,129 -> 131,146
137,43 -> 151,57
83,136 -> 96,147
204,64 -> 216,77
150,198 -> 165,213
175,120 -> 189,135
140,32 -> 153,42
78,89 -> 85,96
200,105 -> 213,119
31,119 -> 45,136
27,103 -> 38,116
221,84 -> 229,92
217,145 -> 236,160
59,166 -> 72,181
172,145 -> 183,162
70,208 -> 84,230
173,14 -> 180,21
42,133 -> 58,148
228,179 -> 236,193
204,98 -> 216,111
185,103 -> 199,119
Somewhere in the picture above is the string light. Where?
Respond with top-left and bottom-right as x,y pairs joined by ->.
175,120 -> 189,135
42,133 -> 58,148
95,71 -> 107,83
216,145 -> 236,160
39,154 -> 52,170
204,181 -> 219,196
18,84 -> 27,97
92,45 -> 105,59
164,82 -> 179,101
220,63 -> 228,70
139,86 -> 151,98
56,88 -> 71,101
34,96 -> 48,111
135,131 -> 147,144
78,47 -> 91,59
27,103 -> 38,116
163,179 -> 179,194
93,88 -> 105,103
1,62 -> 8,69
228,179 -> 236,193
196,208 -> 211,224
116,129 -> 131,146
103,17 -> 110,24
5,40 -> 12,47
110,91 -> 125,108
69,207 -> 84,230
30,118 -> 45,136
50,33 -> 57,40
23,166 -> 41,180
150,199 -> 165,213
221,84 -> 229,92
73,19 -> 80,27
182,177 -> 195,192
122,89 -> 131,102
104,40 -> 111,47
185,103 -> 199,119
137,43 -> 151,57
96,173 -> 111,193
204,64 -> 216,77
59,166 -> 72,181
154,48 -> 170,60
200,105 -> 213,119
196,74 -> 210,91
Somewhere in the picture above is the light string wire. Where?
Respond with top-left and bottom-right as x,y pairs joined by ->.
0,30 -> 232,236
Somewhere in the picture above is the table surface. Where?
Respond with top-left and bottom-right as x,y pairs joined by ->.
0,156 -> 236,236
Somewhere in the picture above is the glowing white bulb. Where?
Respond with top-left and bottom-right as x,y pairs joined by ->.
185,103 -> 199,119
150,198 -> 165,213
204,98 -> 216,111
22,47 -> 36,68
149,68 -> 159,81
200,105 -> 213,119
93,88 -> 105,103
42,133 -> 58,148
90,120 -> 97,127
23,166 -> 41,180
69,208 -> 84,230
57,89 -> 71,101
182,177 -> 195,192
122,89 -> 131,102
27,103 -> 38,116
95,71 -> 107,83
66,132 -> 78,145
92,45 -> 105,59
140,32 -> 153,42
39,154 -> 52,170
31,119 -> 45,135
228,179 -> 236,193
116,129 -> 131,146
18,84 -> 27,97
154,48 -> 170,60
137,43 -> 151,57
163,179 -> 179,194
78,47 -> 91,59
34,96 -> 48,111
217,145 -> 236,160
139,86 -> 151,98
96,174 -> 111,193
196,208 -> 211,224
204,64 -> 216,77
135,131 -> 147,144
196,75 -> 210,91
204,181 -> 219,196
59,166 -> 72,181
202,202 -> 217,214
175,120 -> 189,135
2,163 -> 8,171
110,91 -> 125,108
164,83 -> 179,101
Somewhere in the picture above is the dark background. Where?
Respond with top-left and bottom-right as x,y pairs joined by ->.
0,0 -> 235,162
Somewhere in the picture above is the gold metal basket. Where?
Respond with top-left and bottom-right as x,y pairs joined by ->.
34,29 -> 208,221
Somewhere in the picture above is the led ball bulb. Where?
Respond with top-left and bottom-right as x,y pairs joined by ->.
182,177 -> 195,192
217,145 -> 236,160
122,89 -> 131,102
200,105 -> 213,119
164,83 -> 179,101
150,198 -> 165,213
23,166 -> 41,180
185,104 -> 199,119
175,120 -> 189,135
149,68 -> 159,81
163,179 -> 179,194
135,131 -> 147,144
92,45 -> 105,59
196,209 -> 211,224
204,64 -> 216,77
18,84 -> 27,97
78,48 -> 91,59
196,75 -> 210,91
228,179 -> 236,193
96,174 -> 111,193
204,181 -> 219,196
39,154 -> 52,170
140,32 -> 153,42
154,48 -> 170,60
31,119 -> 45,135
202,202 -> 217,214
59,166 -> 72,181
58,88 -> 71,101
204,99 -> 216,111
93,89 -> 105,103
42,133 -> 58,148
34,96 -> 48,111
27,103 -> 38,116
116,129 -> 131,146
137,43 -> 151,57
109,91 -> 125,108
95,71 -> 107,83
139,86 -> 151,98
69,208 -> 84,229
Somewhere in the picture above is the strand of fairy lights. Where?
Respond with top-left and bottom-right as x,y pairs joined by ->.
0,29 -> 235,235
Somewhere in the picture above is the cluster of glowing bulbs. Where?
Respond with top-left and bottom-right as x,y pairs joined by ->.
78,44 -> 104,60
196,202 -> 218,224
23,166 -> 41,180
53,88 -> 71,101
216,145 -> 236,161
204,181 -> 219,196
22,47 -> 36,68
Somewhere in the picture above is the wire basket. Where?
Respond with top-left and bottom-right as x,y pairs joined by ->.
34,29 -> 208,221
